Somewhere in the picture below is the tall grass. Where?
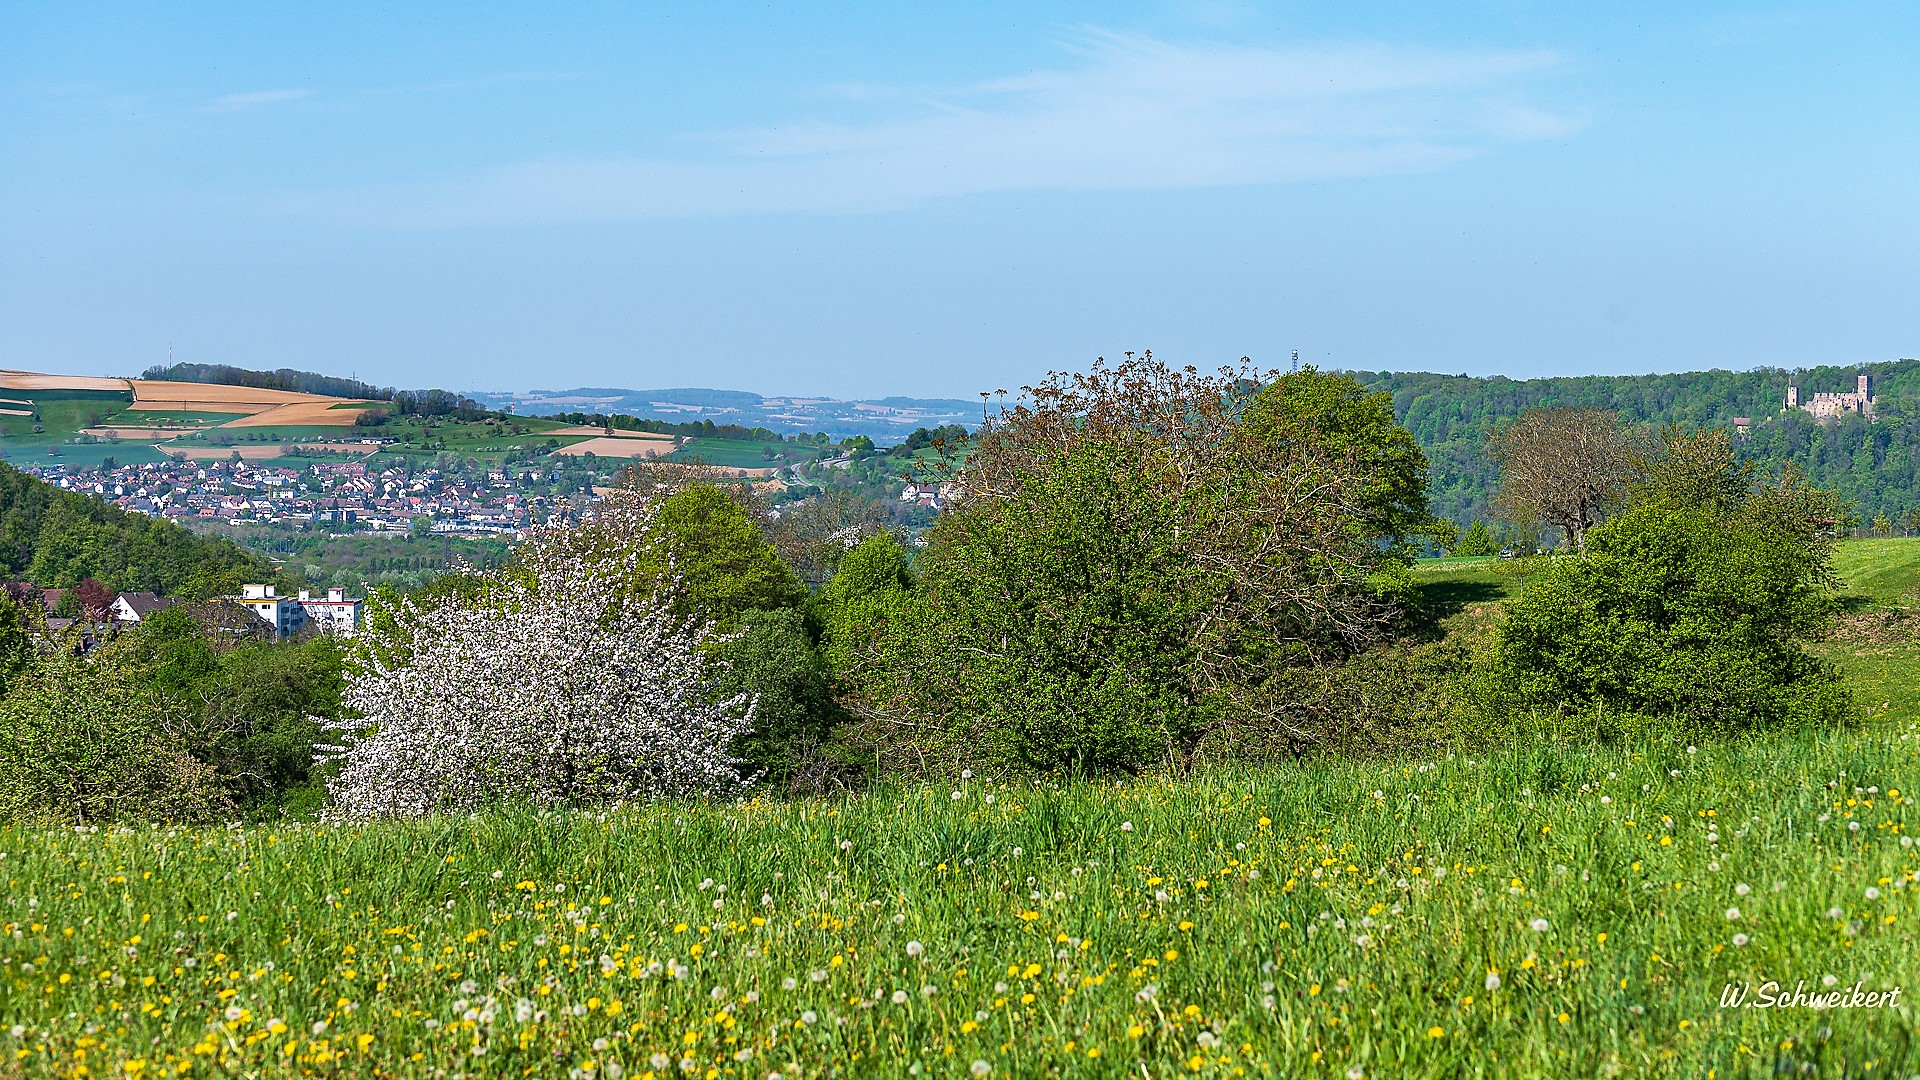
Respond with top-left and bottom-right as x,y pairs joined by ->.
5,725 -> 1916,1078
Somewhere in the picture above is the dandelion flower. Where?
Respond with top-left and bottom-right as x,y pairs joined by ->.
1121,821 -> 1134,832
800,1011 -> 818,1025
971,1062 -> 991,1077
1827,907 -> 1845,920
1823,975 -> 1838,987
1734,883 -> 1751,896
1485,972 -> 1501,991
1725,907 -> 1741,921
922,985 -> 937,997
1866,887 -> 1881,900
1530,918 -> 1550,932
952,791 -> 965,801
906,940 -> 925,957
1732,934 -> 1748,946
892,990 -> 908,1004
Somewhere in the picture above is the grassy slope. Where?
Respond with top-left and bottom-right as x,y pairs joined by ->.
1833,539 -> 1920,607
3,736 -> 1915,1078
5,548 -> 1919,1078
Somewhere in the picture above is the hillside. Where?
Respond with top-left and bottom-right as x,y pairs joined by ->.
0,461 -> 273,595
1354,357 -> 1920,528
470,385 -> 983,440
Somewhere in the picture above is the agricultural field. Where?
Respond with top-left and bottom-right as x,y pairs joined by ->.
668,436 -> 809,470
0,371 -> 861,477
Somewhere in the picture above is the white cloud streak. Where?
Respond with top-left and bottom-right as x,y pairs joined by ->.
206,88 -> 310,112
321,32 -> 1576,225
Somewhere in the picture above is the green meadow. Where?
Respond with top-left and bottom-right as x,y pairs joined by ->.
4,545 -> 1918,1079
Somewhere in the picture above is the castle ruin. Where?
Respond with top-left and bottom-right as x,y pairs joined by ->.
1786,373 -> 1874,420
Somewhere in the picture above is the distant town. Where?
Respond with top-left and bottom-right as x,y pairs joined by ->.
18,456 -> 573,537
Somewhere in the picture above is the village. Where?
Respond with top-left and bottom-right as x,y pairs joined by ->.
15,455 -> 589,536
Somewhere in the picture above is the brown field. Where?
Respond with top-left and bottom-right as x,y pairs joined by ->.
0,371 -> 130,392
155,444 -> 289,460
548,435 -> 680,459
221,400 -> 381,427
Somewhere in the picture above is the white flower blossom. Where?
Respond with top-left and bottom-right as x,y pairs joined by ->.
321,493 -> 754,816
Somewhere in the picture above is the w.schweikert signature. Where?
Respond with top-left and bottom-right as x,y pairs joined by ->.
1720,979 -> 1904,1010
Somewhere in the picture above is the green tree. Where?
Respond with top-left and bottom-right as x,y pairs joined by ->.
818,531 -> 916,676
625,485 -> 805,630
1242,367 -> 1440,552
1451,520 -> 1498,557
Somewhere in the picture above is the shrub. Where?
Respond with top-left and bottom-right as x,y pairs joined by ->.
323,493 -> 753,818
0,650 -> 232,824
1452,520 -> 1498,557
115,608 -> 342,815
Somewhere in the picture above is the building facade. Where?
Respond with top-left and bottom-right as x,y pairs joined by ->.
226,584 -> 307,637
298,588 -> 364,635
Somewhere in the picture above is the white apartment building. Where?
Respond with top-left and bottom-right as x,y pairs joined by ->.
299,588 -> 364,635
227,584 -> 307,637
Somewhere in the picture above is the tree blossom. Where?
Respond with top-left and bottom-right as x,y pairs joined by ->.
322,493 -> 752,817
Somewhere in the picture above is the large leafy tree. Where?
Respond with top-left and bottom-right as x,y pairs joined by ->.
845,354 -> 1428,774
1242,366 -> 1441,553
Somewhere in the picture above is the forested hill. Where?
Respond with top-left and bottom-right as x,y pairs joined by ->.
140,362 -> 393,402
0,464 -> 273,596
1351,357 -> 1920,529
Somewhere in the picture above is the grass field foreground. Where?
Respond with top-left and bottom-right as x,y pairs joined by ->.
5,727 -> 1918,1078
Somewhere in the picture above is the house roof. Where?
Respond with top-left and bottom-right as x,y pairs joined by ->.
113,591 -> 175,617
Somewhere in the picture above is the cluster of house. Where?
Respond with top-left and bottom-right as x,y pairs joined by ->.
898,482 -> 962,509
21,458 -> 579,536
41,584 -> 363,639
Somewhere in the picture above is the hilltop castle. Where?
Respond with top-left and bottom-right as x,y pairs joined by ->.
1786,373 -> 1875,421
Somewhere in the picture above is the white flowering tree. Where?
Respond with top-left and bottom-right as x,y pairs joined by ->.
322,493 -> 753,818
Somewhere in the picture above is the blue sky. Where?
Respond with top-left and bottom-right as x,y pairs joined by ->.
1,2 -> 1915,399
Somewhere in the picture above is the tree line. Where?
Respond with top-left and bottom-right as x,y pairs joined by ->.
0,464 -> 275,596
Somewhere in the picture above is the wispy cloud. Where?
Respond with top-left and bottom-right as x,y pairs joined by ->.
317,31 -> 1577,225
206,88 -> 309,113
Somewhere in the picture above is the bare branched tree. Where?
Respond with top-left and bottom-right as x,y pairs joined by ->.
762,489 -> 897,588
1487,407 -> 1642,550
